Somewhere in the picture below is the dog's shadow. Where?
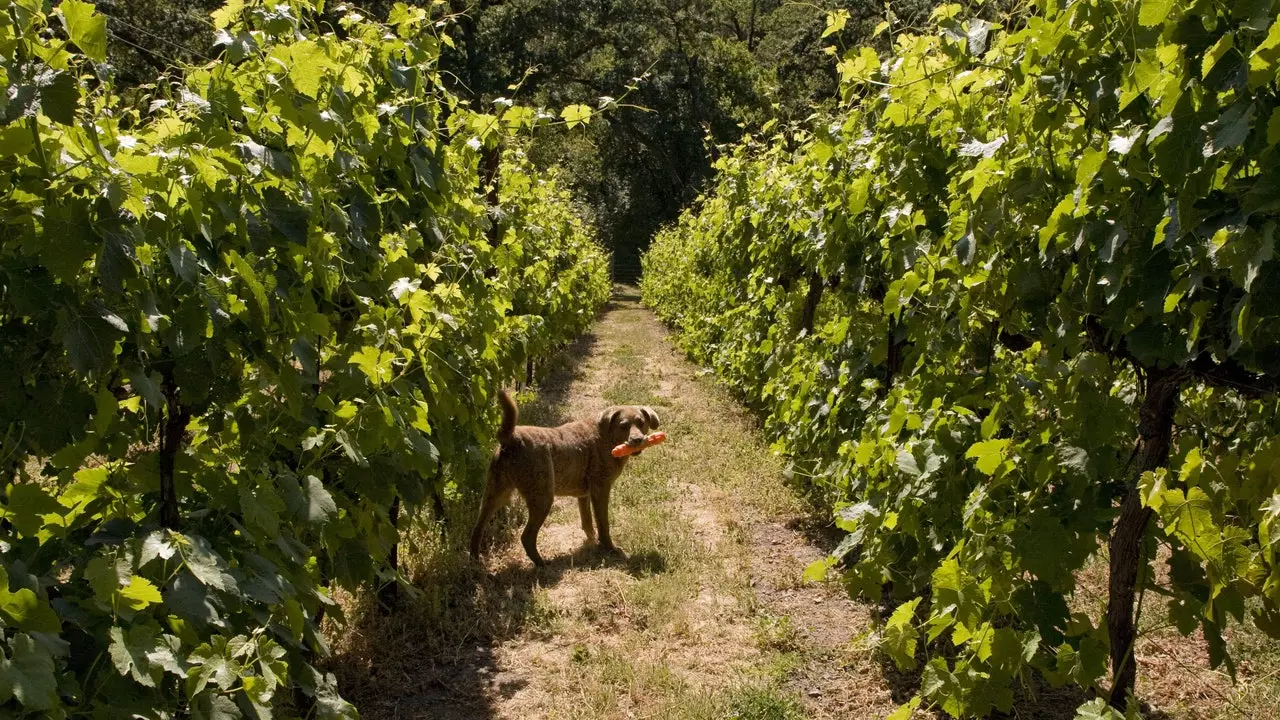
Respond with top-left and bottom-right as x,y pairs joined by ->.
489,543 -> 668,586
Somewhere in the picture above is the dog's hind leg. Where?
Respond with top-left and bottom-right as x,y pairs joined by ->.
470,467 -> 512,560
518,450 -> 555,566
578,497 -> 596,543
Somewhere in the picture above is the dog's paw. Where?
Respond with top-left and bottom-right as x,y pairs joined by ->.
599,543 -> 627,559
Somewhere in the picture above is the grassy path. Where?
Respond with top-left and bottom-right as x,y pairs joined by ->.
330,288 -> 903,719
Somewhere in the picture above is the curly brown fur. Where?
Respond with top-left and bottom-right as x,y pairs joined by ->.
470,390 -> 661,566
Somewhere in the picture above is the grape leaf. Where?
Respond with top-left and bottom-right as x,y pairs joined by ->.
108,624 -> 169,687
883,597 -> 922,670
0,567 -> 61,633
965,439 -> 1009,476
180,535 -> 237,593
1137,0 -> 1175,28
561,104 -> 592,128
119,576 -> 163,611
1203,102 -> 1254,157
4,483 -> 63,537
301,475 -> 338,525
0,633 -> 59,710
59,0 -> 107,62
353,346 -> 395,386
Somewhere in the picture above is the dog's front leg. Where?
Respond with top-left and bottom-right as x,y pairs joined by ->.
590,487 -> 621,555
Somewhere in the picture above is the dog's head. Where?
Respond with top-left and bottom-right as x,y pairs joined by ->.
598,405 -> 661,456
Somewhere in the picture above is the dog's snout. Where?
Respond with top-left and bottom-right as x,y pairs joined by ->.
627,435 -> 645,446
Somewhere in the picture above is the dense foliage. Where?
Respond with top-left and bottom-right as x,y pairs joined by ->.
0,0 -> 608,716
77,0 -> 953,281
441,0 -> 940,279
643,0 -> 1280,717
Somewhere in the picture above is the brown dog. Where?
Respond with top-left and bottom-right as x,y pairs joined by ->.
469,390 -> 660,566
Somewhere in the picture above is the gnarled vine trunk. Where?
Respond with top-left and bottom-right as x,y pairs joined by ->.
1107,367 -> 1182,707
159,369 -> 188,530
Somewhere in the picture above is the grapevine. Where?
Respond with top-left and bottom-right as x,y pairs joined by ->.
643,0 -> 1280,716
0,0 -> 608,716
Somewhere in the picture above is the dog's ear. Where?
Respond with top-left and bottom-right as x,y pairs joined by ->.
640,407 -> 660,430
598,407 -> 622,433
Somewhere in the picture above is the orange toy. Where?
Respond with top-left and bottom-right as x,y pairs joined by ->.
612,431 -> 667,458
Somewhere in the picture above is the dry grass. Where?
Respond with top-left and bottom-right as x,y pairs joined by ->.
1070,550 -> 1280,720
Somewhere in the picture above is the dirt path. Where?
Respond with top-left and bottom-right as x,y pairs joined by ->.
330,288 -> 903,719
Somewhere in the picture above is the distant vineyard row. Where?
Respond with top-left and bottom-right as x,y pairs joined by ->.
643,1 -> 1280,717
0,0 -> 608,716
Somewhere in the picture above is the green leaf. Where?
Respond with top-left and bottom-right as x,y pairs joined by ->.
0,124 -> 34,157
1137,0 -> 1175,28
1075,147 -> 1106,190
59,466 -> 110,515
39,70 -> 80,126
59,310 -> 118,374
1249,19 -> 1280,88
227,251 -> 270,328
239,483 -> 281,537
896,448 -> 921,477
211,0 -> 245,29
301,475 -> 338,525
803,558 -> 831,583
191,691 -> 242,720
1178,447 -> 1202,484
287,41 -> 333,98
561,104 -> 592,129
179,535 -> 237,593
139,530 -> 177,566
4,483 -> 63,537
920,656 -> 957,701
0,633 -> 59,710
59,0 -> 107,62
965,439 -> 1010,475
310,668 -> 358,720
1158,487 -> 1221,564
822,9 -> 849,39
109,625 -> 166,688
349,346 -> 394,386
886,697 -> 920,720
125,364 -> 165,411
1203,102 -> 1254,157
186,637 -> 242,697
882,597 -> 922,670
119,576 -> 163,611
1074,698 -> 1125,720
0,568 -> 61,633
1202,33 -> 1233,78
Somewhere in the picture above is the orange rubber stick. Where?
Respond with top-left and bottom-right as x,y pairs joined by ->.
611,431 -> 667,458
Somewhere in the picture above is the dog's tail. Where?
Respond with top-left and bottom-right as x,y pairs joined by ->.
497,390 -> 517,444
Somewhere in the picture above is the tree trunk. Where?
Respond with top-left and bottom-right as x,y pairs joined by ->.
1107,367 -> 1183,707
158,370 -> 188,530
481,144 -> 501,245
883,321 -> 905,390
378,496 -> 401,611
799,272 -> 823,334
